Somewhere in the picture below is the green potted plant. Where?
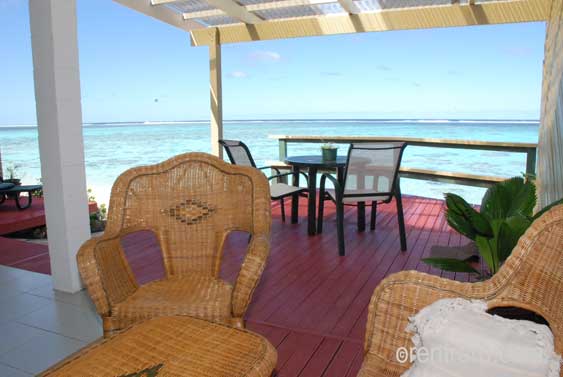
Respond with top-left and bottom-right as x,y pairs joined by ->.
423,176 -> 562,278
4,163 -> 23,186
321,142 -> 338,162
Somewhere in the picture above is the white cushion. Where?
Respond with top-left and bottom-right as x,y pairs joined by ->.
401,298 -> 561,377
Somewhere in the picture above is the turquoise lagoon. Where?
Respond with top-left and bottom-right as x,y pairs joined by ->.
0,119 -> 539,206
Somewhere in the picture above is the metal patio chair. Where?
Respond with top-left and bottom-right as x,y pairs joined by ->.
219,139 -> 308,222
317,142 -> 407,256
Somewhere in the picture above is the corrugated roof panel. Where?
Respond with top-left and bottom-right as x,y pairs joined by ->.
255,5 -> 320,19
165,0 -> 215,13
197,14 -> 241,25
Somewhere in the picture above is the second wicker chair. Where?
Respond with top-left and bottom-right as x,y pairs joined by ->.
77,153 -> 272,337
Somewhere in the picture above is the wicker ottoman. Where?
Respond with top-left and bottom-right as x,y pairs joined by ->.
39,316 -> 277,377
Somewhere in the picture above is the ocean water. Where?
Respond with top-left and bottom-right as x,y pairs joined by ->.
0,120 -> 539,206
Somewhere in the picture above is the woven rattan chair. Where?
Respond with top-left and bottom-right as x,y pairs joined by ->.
77,153 -> 271,337
219,139 -> 308,222
317,142 -> 407,256
357,204 -> 563,376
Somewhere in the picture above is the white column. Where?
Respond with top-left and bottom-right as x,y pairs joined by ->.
209,29 -> 223,158
29,0 -> 91,293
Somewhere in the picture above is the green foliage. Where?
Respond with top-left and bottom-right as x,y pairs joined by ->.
427,176 -> 537,277
421,258 -> 480,275
87,188 -> 107,232
445,194 -> 492,240
480,177 -> 535,219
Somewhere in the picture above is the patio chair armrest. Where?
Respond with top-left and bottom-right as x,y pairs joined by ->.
268,171 -> 309,186
77,226 -> 161,316
258,166 -> 281,176
231,234 -> 271,319
319,173 -> 342,199
363,270 -> 496,365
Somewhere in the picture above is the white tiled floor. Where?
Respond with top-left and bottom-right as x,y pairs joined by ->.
0,266 -> 102,375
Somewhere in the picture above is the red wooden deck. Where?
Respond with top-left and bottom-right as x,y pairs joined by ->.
0,197 -> 98,236
0,195 -> 469,376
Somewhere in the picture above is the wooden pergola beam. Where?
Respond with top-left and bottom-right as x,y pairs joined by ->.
114,0 -> 203,31
190,0 -> 550,45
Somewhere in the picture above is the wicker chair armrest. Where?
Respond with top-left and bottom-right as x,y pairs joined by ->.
363,270 -> 495,363
77,226 -> 161,316
231,234 -> 271,319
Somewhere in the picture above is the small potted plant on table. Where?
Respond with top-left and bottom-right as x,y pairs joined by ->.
321,142 -> 338,162
4,163 -> 22,186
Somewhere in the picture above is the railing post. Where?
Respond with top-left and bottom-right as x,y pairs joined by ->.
279,139 -> 287,162
526,147 -> 537,178
278,139 -> 288,183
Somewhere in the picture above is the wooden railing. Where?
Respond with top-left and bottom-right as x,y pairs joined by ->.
270,135 -> 538,188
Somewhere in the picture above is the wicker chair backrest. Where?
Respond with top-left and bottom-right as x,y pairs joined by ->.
105,153 -> 270,277
486,204 -> 563,346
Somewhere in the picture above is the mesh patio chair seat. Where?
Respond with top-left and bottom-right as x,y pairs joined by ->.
357,204 -> 563,376
77,153 -> 272,337
317,142 -> 407,256
220,139 -> 308,222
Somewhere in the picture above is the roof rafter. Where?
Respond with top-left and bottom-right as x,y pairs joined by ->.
337,0 -> 361,14
190,0 -> 549,45
204,0 -> 263,23
114,0 -> 203,31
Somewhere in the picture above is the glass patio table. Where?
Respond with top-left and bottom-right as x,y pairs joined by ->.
285,155 -> 347,235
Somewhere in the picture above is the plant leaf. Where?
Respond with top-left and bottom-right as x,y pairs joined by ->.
500,216 -> 532,261
475,235 -> 496,274
422,258 -> 480,274
481,177 -> 536,219
445,194 -> 492,240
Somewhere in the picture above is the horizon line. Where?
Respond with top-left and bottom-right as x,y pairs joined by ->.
0,117 -> 541,127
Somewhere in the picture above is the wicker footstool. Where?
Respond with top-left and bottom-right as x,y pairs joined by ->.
39,316 -> 277,377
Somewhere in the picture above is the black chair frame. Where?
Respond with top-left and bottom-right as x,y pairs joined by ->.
219,139 -> 308,222
317,143 -> 407,256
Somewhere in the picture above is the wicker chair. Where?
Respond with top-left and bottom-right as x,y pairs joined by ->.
358,204 -> 563,376
77,153 -> 271,337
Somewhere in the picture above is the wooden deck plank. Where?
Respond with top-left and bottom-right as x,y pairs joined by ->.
297,338 -> 342,377
0,195 -> 470,376
321,341 -> 363,377
0,198 -> 98,236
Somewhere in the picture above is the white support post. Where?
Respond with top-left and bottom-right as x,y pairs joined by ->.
209,29 -> 223,158
29,0 -> 91,293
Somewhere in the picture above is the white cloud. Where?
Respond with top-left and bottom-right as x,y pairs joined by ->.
229,71 -> 248,78
249,51 -> 282,63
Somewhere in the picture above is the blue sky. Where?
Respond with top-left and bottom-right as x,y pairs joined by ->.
0,0 -> 547,123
